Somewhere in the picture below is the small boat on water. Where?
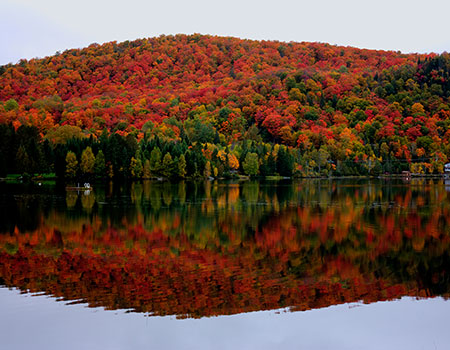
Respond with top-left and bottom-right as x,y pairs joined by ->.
66,182 -> 93,191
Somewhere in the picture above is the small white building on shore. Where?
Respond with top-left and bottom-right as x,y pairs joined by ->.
445,163 -> 450,173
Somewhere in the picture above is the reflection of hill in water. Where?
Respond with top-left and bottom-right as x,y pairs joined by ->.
0,179 -> 449,318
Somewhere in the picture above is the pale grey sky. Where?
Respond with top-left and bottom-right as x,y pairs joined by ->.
1,0 -> 450,65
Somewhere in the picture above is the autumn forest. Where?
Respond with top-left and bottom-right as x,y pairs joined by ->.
1,34 -> 450,179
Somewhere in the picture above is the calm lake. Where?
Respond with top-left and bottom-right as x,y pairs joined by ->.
1,179 -> 449,349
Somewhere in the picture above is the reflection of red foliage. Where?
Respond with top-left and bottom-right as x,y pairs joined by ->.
0,201 -> 449,317
1,183 -> 449,318
0,249 -> 423,319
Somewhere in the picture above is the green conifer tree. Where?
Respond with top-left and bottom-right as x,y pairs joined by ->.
143,159 -> 151,179
94,150 -> 106,179
161,153 -> 174,178
149,147 -> 162,176
16,145 -> 31,174
177,154 -> 187,178
243,152 -> 259,176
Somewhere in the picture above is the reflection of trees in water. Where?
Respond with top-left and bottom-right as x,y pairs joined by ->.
0,179 -> 450,317
2,179 -> 450,239
0,223 -> 449,317
65,192 -> 78,208
0,195 -> 42,233
81,192 -> 95,211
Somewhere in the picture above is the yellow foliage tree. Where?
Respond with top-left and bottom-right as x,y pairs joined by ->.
411,103 -> 425,115
204,161 -> 212,177
65,151 -> 78,178
228,154 -> 239,170
80,147 -> 95,175
217,149 -> 227,162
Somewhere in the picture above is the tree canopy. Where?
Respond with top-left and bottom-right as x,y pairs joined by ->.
1,34 -> 450,177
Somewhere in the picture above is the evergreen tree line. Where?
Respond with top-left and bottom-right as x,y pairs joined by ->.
0,123 -> 437,180
0,123 -> 296,180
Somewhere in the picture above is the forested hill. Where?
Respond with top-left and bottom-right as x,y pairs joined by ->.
1,34 -> 450,178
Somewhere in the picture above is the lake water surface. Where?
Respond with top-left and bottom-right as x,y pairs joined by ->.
1,179 -> 449,349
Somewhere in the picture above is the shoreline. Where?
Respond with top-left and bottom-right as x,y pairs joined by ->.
1,173 -> 449,184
